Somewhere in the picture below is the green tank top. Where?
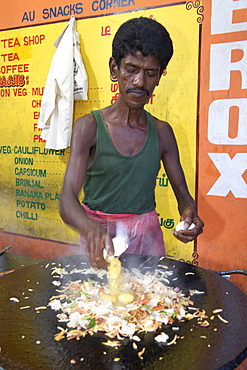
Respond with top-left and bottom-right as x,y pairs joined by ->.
83,109 -> 160,214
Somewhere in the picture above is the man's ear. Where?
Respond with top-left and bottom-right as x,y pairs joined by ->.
157,69 -> 167,86
109,57 -> 118,80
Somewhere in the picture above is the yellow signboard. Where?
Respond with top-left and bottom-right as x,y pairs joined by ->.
0,4 -> 199,261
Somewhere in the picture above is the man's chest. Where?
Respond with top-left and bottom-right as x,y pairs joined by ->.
106,124 -> 148,157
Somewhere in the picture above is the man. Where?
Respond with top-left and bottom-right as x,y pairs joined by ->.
60,17 -> 204,268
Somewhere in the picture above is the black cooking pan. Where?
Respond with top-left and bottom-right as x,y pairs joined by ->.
0,254 -> 246,370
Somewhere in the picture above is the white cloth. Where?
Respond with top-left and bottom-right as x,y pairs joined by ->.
38,16 -> 88,149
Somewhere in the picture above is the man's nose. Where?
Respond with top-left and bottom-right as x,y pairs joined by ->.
133,70 -> 146,87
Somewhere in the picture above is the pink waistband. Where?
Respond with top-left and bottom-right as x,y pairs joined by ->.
82,204 -> 154,221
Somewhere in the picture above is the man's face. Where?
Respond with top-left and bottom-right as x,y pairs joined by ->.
111,51 -> 162,109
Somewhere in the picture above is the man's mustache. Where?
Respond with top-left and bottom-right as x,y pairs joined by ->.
126,87 -> 150,95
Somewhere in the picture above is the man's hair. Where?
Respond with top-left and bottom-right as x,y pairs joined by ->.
112,17 -> 173,72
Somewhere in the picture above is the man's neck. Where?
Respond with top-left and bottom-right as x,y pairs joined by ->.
103,100 -> 147,128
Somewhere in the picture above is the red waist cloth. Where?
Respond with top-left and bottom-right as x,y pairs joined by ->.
80,204 -> 165,257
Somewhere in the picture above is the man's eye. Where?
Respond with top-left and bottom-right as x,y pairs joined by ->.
126,68 -> 136,74
146,71 -> 157,78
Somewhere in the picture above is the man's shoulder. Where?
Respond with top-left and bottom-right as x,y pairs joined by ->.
71,113 -> 98,149
73,112 -> 97,133
149,113 -> 171,132
75,112 -> 96,126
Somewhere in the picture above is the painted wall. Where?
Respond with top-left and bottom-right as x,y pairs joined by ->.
197,0 -> 247,292
0,0 -> 246,291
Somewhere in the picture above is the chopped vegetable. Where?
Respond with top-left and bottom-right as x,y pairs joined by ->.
138,347 -> 145,359
217,314 -> 228,323
102,340 -> 121,347
10,297 -> 19,303
35,306 -> 47,311
48,265 -> 211,345
87,318 -> 96,329
166,334 -> 178,346
142,304 -> 154,314
212,308 -> 223,314
154,332 -> 169,343
80,291 -> 91,299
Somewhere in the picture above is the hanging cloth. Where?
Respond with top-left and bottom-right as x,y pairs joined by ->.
38,16 -> 88,149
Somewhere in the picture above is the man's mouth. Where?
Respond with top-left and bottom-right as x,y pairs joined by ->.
126,87 -> 149,96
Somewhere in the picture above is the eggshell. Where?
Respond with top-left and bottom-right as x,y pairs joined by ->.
175,221 -> 196,232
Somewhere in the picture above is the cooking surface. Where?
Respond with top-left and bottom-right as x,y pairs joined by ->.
0,254 -> 246,370
0,253 -> 43,274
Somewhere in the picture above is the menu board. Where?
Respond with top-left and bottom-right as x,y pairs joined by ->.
0,4 -> 199,261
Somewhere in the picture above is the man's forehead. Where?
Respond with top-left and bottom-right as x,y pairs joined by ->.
120,51 -> 161,69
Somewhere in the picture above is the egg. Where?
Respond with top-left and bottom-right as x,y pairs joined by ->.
117,292 -> 135,305
175,221 -> 196,232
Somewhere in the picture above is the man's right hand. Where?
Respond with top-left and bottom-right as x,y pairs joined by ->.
85,222 -> 114,269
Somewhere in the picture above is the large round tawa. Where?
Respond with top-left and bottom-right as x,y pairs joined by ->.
0,254 -> 246,370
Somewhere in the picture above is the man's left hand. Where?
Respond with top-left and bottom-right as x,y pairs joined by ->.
172,208 -> 204,243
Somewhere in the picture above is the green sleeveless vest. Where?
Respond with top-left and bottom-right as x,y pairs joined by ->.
83,110 -> 160,214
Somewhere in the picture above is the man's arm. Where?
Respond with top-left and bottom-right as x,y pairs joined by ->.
60,114 -> 114,267
156,119 -> 204,243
